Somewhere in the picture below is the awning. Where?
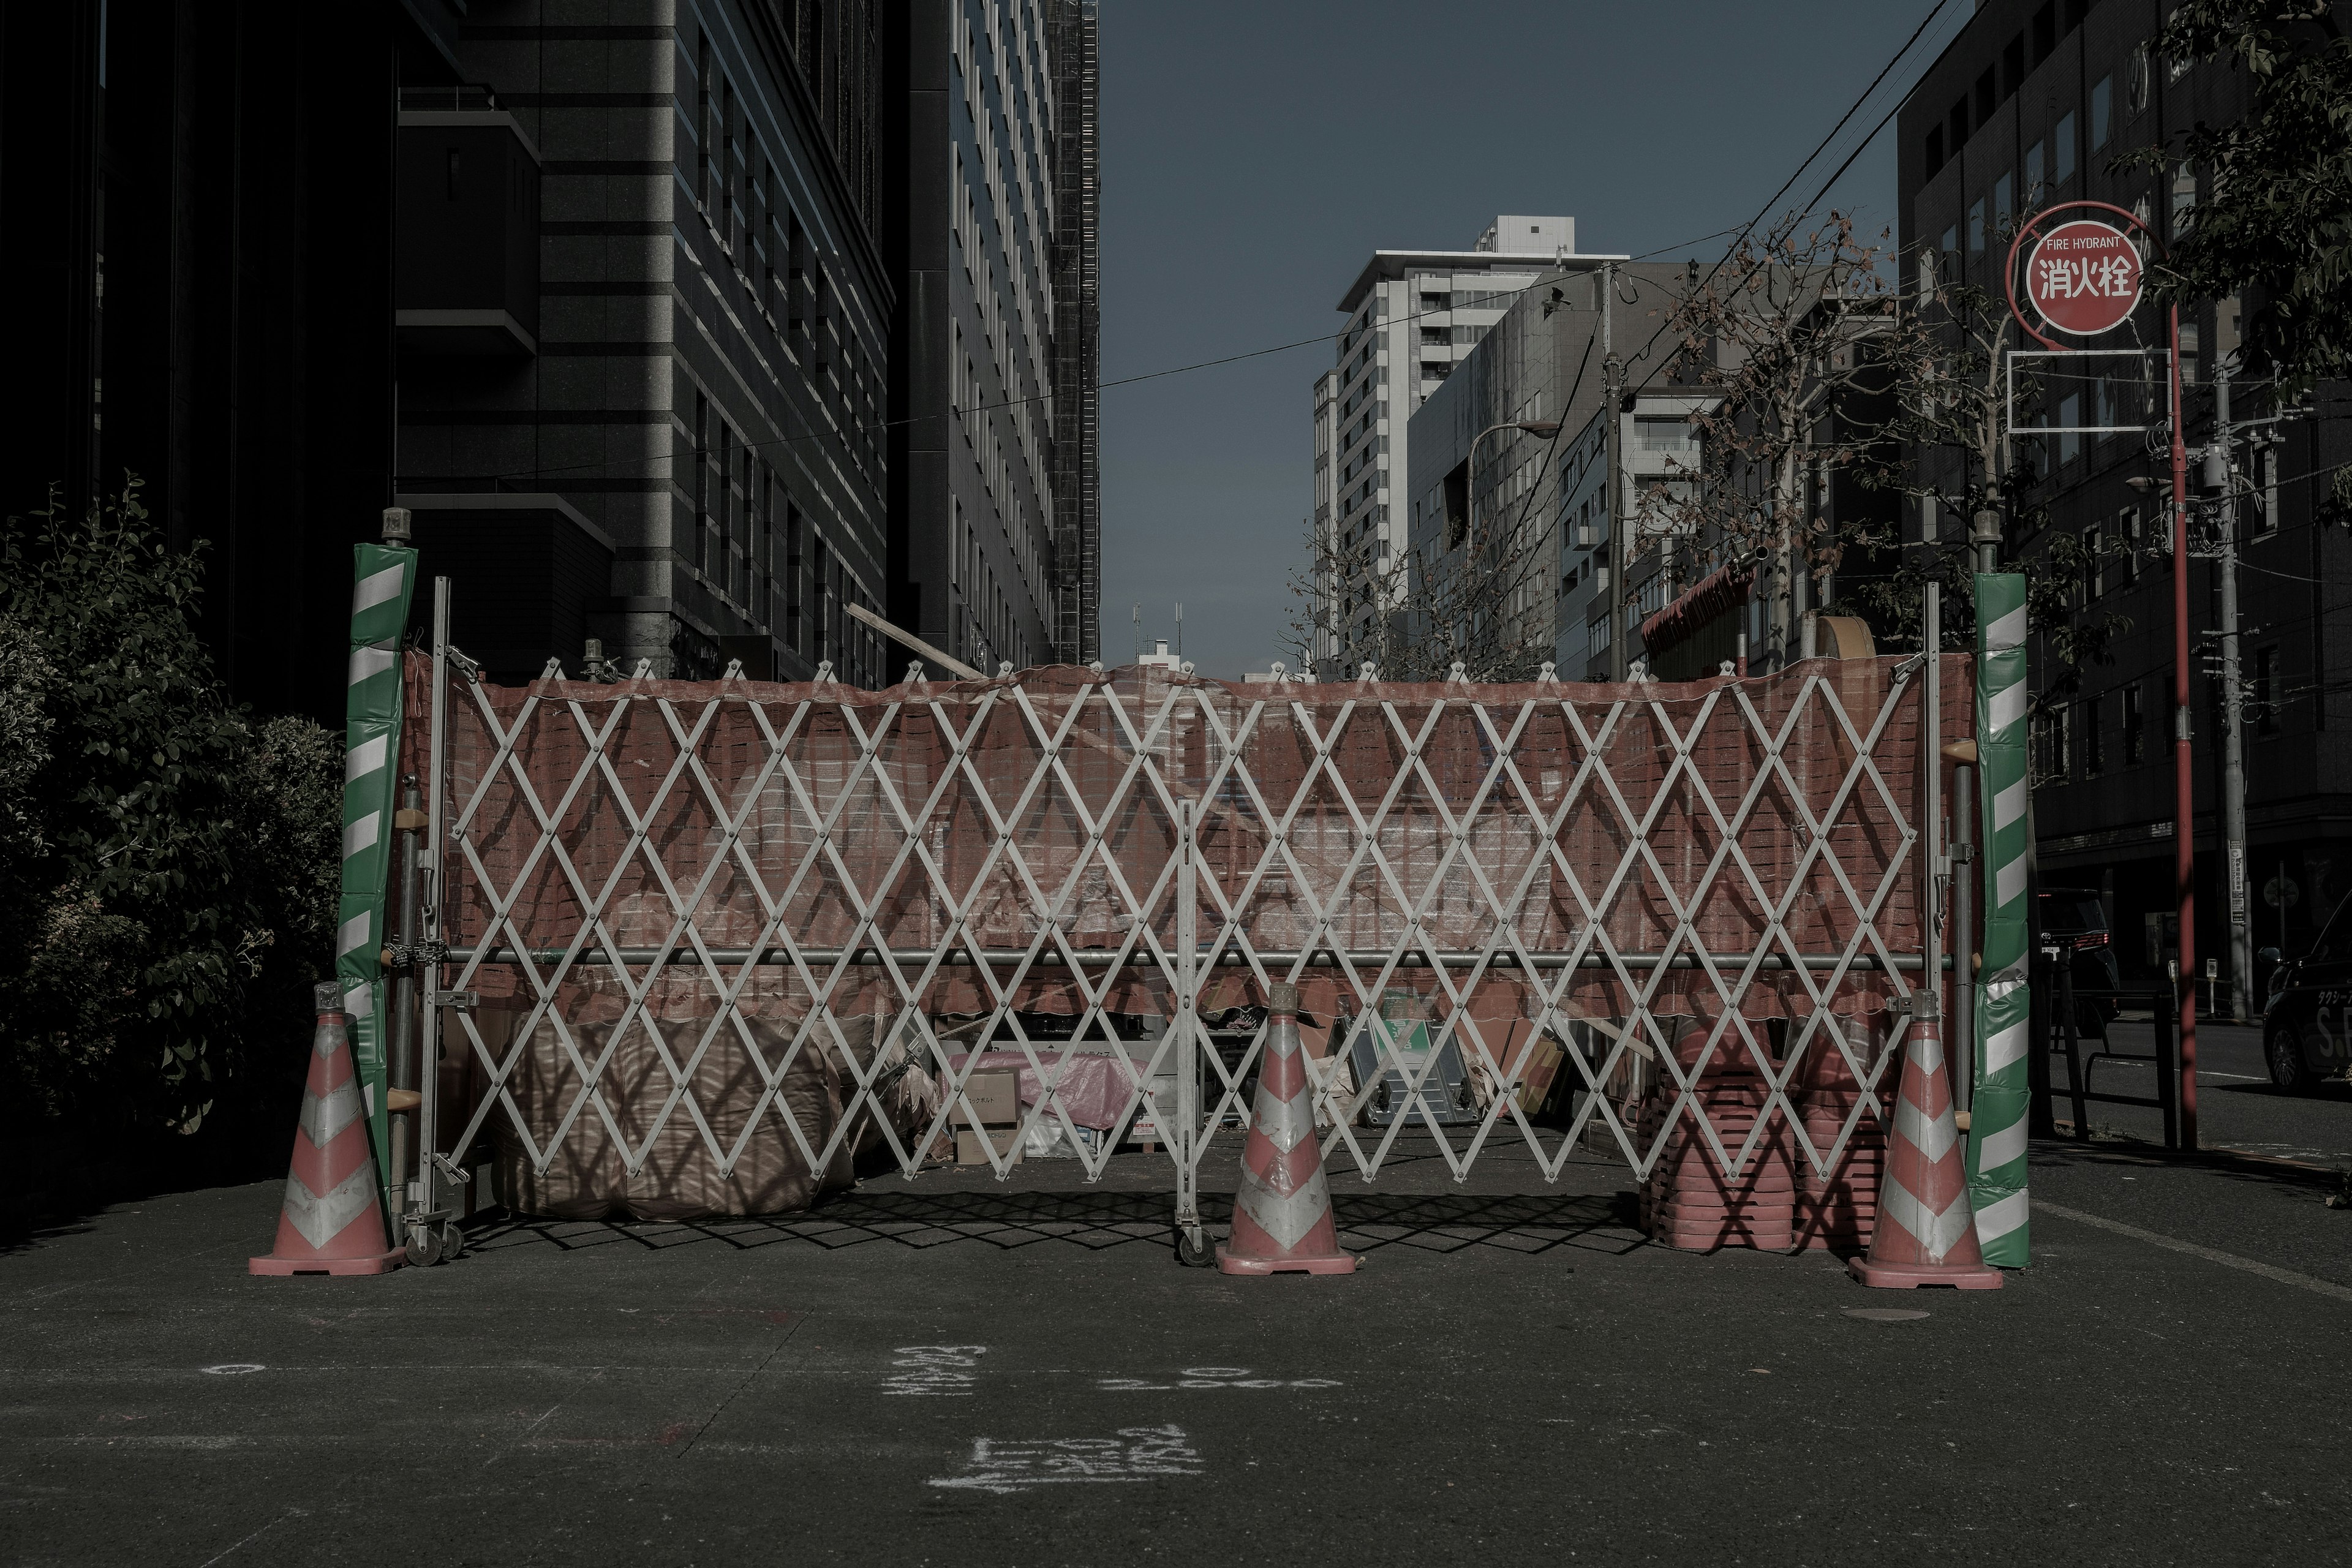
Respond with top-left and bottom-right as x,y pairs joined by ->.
1639,560 -> 1752,656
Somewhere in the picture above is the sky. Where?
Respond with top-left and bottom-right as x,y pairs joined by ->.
1094,0 -> 1959,677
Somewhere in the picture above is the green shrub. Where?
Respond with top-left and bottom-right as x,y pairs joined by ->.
0,481 -> 342,1135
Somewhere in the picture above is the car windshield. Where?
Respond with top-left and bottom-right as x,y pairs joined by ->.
2038,892 -> 2106,933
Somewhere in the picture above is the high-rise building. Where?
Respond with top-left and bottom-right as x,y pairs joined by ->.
1,1 -> 902,699
401,1 -> 895,686
884,0 -> 1083,675
1311,217 -> 1577,669
1048,0 -> 1102,665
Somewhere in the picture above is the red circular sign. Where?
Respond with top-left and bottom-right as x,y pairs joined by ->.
2024,219 -> 2143,336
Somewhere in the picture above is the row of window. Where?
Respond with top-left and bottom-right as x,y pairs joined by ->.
2037,654 -> 2283,784
1922,0 -> 2092,177
692,389 -> 884,681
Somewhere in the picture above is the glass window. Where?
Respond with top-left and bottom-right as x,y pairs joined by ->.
1942,224 -> 1959,258
2026,140 -> 2045,199
2091,75 -> 2113,149
1994,172 -> 2015,226
2058,393 -> 2081,465
2123,682 -> 2144,764
2171,162 -> 2197,237
2055,110 -> 2077,181
1969,198 -> 1987,252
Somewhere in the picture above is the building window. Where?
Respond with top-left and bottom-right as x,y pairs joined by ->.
2086,522 -> 2105,597
1969,198 -> 1987,252
2124,506 -> 2143,580
2055,110 -> 2077,182
1994,172 -> 2015,229
2058,393 -> 2081,466
2261,447 -> 2281,537
2084,693 -> 2105,777
1926,126 -> 1945,175
2171,162 -> 2198,238
786,504 -> 804,652
2091,75 -> 2113,150
695,34 -> 712,212
693,391 -> 709,575
2026,140 -> 2045,200
2128,43 -> 2150,114
2256,646 -> 2279,735
2123,682 -> 2145,764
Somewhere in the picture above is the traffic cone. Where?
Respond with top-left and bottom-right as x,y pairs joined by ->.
1216,982 -> 1357,1276
251,982 -> 405,1276
1847,1010 -> 2001,1289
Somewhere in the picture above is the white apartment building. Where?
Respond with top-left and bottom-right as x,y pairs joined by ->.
1309,216 -> 1580,670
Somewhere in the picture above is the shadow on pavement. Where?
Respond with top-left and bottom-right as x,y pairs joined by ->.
465,1188 -> 1646,1259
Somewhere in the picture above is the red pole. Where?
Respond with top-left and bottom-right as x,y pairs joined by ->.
2169,302 -> 2199,1150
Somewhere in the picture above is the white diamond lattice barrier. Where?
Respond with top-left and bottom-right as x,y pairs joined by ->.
402,643 -> 1970,1244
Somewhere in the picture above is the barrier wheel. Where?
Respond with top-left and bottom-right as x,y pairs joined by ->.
1175,1227 -> 1213,1268
403,1225 -> 444,1268
439,1221 -> 468,1262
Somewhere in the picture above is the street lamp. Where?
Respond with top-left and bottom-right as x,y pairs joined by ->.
1466,418 -> 1562,556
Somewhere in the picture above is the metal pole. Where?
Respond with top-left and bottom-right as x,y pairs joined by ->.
417,578 -> 451,1230
1924,581 -> 1944,1042
388,775 -> 422,1245
1603,262 -> 1627,682
1951,759 -> 1977,1118
2168,303 -> 2201,1150
1174,797 -> 1201,1256
2215,361 -> 2252,1024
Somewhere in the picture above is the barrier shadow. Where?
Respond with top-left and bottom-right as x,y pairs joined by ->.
464,1187 -> 1645,1259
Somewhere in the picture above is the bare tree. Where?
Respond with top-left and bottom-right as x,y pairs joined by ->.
1642,212 -> 1918,668
1287,482 -> 1563,683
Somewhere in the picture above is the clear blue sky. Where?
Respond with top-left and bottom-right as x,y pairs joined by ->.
1095,0 -> 1957,676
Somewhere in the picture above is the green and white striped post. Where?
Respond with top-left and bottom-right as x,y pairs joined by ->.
337,541 -> 418,1205
1969,572 -> 2030,1265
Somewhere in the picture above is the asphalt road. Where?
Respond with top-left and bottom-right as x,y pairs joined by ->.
6,1121 -> 2351,1567
2048,1013 -> 2352,1166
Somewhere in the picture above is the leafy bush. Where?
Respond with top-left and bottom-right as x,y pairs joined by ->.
0,481 -> 342,1136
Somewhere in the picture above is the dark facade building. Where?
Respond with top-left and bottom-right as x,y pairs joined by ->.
1898,0 -> 2352,987
395,0 -> 894,686
1,2 -> 426,722
883,0 -> 1098,674
6,0 -> 1087,709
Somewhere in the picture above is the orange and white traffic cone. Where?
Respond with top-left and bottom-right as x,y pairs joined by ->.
250,982 -> 405,1277
1217,982 -> 1357,1276
1848,1008 -> 2001,1290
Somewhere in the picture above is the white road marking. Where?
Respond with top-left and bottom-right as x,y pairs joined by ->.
928,1425 -> 1204,1493
1095,1366 -> 1341,1392
2032,1199 -> 2352,1304
884,1344 -> 987,1397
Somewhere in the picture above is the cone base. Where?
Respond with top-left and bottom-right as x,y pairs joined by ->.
1847,1255 -> 2002,1290
1215,1244 -> 1357,1276
250,1247 -> 405,1278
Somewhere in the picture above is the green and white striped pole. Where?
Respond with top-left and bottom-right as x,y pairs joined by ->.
1969,572 -> 2030,1265
337,539 -> 418,1206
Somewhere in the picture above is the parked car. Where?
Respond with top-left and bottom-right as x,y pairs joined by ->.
2037,889 -> 2122,1035
2258,892 -> 2352,1093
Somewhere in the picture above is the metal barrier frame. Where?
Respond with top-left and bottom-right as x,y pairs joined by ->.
407,579 -> 1959,1257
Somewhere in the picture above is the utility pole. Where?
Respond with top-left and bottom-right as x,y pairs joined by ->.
2213,361 -> 2252,1023
1603,260 -> 1627,682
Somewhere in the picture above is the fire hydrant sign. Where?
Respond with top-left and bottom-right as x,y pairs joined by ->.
2025,219 -> 2142,336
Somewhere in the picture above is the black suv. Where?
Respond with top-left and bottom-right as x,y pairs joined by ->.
2038,889 -> 2123,1034
2260,892 -> 2352,1093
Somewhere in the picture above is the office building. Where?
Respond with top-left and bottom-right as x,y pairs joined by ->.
1898,0 -> 2352,982
1310,217 -> 1577,670
884,0 -> 1093,674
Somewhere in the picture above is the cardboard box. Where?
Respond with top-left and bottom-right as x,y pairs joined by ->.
956,1125 -> 1023,1165
1513,1036 -> 1566,1116
957,1069 -> 1020,1127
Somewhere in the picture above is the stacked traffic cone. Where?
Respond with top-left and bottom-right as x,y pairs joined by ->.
1638,1028 -> 1794,1251
1792,1022 -> 1887,1252
1218,982 -> 1357,1276
1848,1009 -> 2002,1289
251,982 -> 405,1276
